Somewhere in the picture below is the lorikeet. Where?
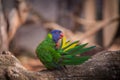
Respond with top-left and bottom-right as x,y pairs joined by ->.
36,30 -> 95,70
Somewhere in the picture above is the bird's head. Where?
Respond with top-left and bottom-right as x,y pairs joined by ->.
50,30 -> 63,47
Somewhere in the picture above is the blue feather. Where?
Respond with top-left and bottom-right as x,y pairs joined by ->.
51,30 -> 62,43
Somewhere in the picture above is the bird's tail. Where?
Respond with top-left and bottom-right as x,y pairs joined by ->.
58,36 -> 95,65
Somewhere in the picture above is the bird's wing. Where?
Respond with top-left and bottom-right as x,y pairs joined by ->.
60,56 -> 90,65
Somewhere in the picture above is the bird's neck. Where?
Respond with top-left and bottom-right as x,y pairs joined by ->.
45,33 -> 55,45
46,33 -> 60,49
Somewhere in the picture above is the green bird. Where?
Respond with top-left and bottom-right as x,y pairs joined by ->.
36,30 -> 95,70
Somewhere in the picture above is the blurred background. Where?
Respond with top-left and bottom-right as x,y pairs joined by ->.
0,0 -> 120,71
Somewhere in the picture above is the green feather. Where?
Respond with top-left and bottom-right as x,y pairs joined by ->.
62,55 -> 74,59
62,41 -> 79,50
36,32 -> 95,70
68,46 -> 95,56
61,56 -> 90,65
36,33 -> 61,69
62,43 -> 88,55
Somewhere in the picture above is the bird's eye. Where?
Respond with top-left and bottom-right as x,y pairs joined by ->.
58,31 -> 61,33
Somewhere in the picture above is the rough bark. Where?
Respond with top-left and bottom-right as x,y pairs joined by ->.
0,50 -> 120,80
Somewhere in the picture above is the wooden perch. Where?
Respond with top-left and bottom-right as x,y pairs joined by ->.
0,49 -> 120,80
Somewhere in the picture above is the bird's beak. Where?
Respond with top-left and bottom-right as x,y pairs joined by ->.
60,33 -> 64,39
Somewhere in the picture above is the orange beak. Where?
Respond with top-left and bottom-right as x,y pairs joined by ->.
60,33 -> 64,39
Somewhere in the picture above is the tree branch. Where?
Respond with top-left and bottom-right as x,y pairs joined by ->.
0,49 -> 119,80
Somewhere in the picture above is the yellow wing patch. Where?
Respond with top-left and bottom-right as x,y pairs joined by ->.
64,42 -> 78,51
61,36 -> 67,48
61,36 -> 79,51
